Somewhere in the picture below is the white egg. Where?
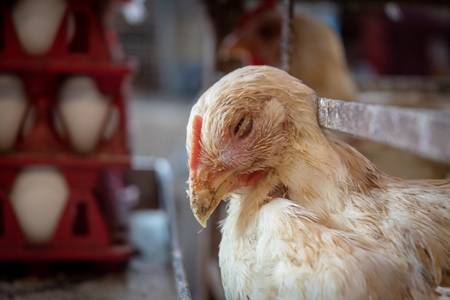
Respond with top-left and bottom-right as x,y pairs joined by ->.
12,0 -> 67,55
10,167 -> 69,244
58,76 -> 110,154
0,75 -> 28,152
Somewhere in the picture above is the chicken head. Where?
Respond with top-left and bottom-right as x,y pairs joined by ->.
187,65 -> 321,227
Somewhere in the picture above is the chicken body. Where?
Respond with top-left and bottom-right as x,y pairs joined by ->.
218,1 -> 357,101
187,66 -> 450,299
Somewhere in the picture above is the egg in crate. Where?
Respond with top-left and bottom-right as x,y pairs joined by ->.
12,0 -> 70,55
57,76 -> 112,154
0,75 -> 28,152
10,167 -> 69,244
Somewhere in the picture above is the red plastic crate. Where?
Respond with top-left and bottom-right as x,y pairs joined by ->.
0,0 -> 135,262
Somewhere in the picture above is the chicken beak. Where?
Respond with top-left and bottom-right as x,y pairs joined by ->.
188,167 -> 236,227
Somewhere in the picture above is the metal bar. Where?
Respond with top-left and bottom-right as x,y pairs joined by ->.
280,0 -> 294,72
153,158 -> 192,300
317,98 -> 450,165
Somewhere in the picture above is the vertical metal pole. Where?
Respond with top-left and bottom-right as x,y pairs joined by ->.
280,0 -> 294,73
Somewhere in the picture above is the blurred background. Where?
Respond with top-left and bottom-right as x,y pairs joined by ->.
0,0 -> 449,299
117,0 -> 450,295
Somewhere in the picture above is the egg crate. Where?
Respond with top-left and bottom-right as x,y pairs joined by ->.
0,71 -> 131,156
0,0 -> 132,66
0,0 -> 135,156
0,157 -> 132,261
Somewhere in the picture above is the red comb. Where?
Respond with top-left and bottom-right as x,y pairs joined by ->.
237,0 -> 277,30
189,115 -> 203,172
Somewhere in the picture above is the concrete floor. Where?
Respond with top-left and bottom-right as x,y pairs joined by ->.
0,258 -> 177,300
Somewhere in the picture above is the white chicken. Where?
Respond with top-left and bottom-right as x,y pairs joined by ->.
187,66 -> 450,299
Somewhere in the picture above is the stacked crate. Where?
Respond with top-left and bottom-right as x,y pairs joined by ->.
0,0 -> 134,261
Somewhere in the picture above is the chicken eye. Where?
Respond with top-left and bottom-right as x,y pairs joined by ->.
233,115 -> 252,138
234,117 -> 244,134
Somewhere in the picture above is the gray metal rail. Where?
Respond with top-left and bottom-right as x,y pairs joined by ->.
317,98 -> 450,165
